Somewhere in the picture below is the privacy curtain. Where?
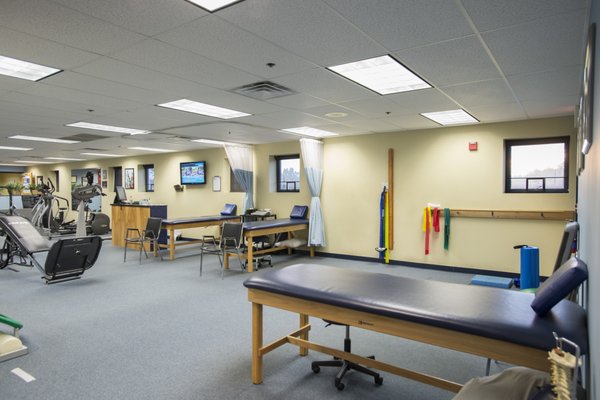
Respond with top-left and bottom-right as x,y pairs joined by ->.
223,143 -> 254,212
299,138 -> 326,246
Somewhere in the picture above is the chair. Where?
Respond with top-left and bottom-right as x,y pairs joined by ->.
200,222 -> 245,278
311,320 -> 383,391
123,217 -> 163,264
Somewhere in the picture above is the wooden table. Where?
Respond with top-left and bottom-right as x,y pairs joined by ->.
224,219 -> 313,272
161,215 -> 241,260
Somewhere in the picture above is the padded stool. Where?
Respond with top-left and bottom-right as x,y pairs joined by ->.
311,320 -> 383,391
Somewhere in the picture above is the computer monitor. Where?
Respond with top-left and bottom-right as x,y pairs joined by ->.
114,186 -> 127,204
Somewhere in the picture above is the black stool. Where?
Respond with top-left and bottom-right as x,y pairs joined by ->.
311,321 -> 383,391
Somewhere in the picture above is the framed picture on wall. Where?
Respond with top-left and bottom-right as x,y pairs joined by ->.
101,181 -> 108,189
580,23 -> 596,156
124,168 -> 134,189
36,176 -> 43,185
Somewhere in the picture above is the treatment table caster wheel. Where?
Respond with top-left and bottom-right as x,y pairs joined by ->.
335,379 -> 345,391
375,376 -> 383,385
311,365 -> 320,374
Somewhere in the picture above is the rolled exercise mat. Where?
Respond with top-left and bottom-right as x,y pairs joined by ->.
520,246 -> 540,290
470,275 -> 513,289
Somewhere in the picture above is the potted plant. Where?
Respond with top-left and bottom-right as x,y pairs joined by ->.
5,181 -> 24,195
28,183 -> 40,194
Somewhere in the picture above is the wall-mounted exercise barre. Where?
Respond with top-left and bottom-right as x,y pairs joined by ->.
439,209 -> 575,221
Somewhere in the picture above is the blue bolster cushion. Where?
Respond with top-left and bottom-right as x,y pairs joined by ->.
290,205 -> 308,219
531,257 -> 588,317
221,203 -> 237,216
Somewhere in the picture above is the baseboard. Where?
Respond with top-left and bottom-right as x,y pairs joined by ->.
294,249 -> 523,279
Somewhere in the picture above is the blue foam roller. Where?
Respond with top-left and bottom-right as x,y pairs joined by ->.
520,246 -> 540,290
470,275 -> 514,288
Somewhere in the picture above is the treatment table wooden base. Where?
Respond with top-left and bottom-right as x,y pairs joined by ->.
243,264 -> 588,392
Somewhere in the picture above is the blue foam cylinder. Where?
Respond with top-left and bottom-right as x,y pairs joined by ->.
520,246 -> 540,289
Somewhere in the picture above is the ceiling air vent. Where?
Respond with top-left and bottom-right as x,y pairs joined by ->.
230,81 -> 296,100
60,133 -> 109,142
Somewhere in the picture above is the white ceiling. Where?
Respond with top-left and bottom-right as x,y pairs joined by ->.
0,0 -> 591,165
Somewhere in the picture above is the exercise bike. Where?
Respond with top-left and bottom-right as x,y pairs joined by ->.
70,174 -> 110,237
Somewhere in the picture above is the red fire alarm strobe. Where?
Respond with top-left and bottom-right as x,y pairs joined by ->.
469,142 -> 478,151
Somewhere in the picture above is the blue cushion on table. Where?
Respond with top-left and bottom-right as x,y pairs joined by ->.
530,257 -> 588,317
290,205 -> 308,219
221,203 -> 237,216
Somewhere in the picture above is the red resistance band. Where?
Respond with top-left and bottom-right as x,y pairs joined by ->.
433,208 -> 440,233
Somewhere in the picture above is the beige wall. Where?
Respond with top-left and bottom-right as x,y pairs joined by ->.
0,173 -> 24,188
322,116 -> 575,275
29,116 -> 575,275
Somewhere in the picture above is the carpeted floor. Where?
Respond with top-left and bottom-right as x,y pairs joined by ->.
0,241 -> 498,400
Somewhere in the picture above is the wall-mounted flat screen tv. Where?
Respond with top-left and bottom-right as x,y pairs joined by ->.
180,161 -> 206,185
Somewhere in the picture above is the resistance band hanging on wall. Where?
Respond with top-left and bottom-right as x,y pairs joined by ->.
444,208 -> 451,250
376,149 -> 394,264
377,187 -> 390,263
423,206 -> 431,255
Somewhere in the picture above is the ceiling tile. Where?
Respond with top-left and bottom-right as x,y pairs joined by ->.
507,66 -> 581,101
482,11 -> 586,76
16,84 -> 146,113
265,93 -> 331,110
521,95 -> 579,118
110,39 -> 261,89
461,0 -> 588,32
395,36 -> 502,87
157,15 -> 318,79
44,72 -> 165,104
73,58 -> 222,99
384,89 -> 459,116
324,0 -> 473,51
0,0 -> 146,54
1,92 -> 123,117
259,110 -> 333,127
336,118 -> 401,133
217,0 -> 386,65
335,96 -> 408,119
467,102 -> 527,123
441,79 -> 516,107
0,99 -> 101,124
0,75 -> 37,94
385,114 -> 440,130
274,68 -> 376,103
302,104 -> 365,122
0,27 -> 100,70
50,0 -> 207,36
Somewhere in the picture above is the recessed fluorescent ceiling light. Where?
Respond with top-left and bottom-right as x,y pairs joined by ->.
14,160 -> 54,164
0,54 -> 61,81
81,152 -> 124,157
192,139 -> 225,145
0,145 -> 32,151
420,109 -> 479,126
327,55 -> 431,95
66,122 -> 150,135
281,127 -> 339,138
128,147 -> 172,153
157,99 -> 251,119
9,135 -> 80,144
44,157 -> 85,161
185,0 -> 241,12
